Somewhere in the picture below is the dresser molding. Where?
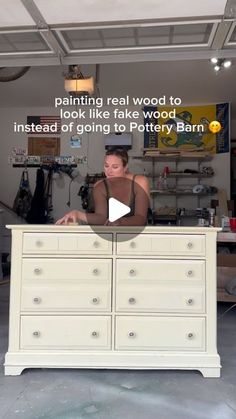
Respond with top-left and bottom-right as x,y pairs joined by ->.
4,226 -> 221,377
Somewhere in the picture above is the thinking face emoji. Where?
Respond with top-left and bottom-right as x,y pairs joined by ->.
209,120 -> 222,134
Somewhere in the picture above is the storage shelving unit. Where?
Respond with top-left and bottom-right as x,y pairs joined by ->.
132,154 -> 215,223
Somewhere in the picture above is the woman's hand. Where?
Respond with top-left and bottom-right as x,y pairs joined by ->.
55,210 -> 81,225
104,219 -> 121,226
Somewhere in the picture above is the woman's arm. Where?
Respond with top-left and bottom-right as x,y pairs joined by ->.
56,180 -> 107,225
83,180 -> 107,225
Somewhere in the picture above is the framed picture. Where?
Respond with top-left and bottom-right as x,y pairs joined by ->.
28,137 -> 60,156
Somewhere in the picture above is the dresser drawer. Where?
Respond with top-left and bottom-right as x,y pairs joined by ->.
22,258 -> 112,282
116,234 -> 205,256
23,233 -> 112,254
20,316 -> 111,349
116,259 -> 205,312
115,316 -> 205,351
116,259 -> 205,282
21,285 -> 111,312
116,287 -> 205,313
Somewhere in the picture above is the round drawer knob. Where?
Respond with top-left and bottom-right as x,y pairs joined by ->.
34,268 -> 42,275
92,268 -> 99,275
187,332 -> 194,339
129,269 -> 136,275
128,331 -> 136,338
187,270 -> 193,277
91,331 -> 99,338
33,297 -> 41,304
130,241 -> 136,248
186,298 -> 194,305
187,242 -> 193,249
128,297 -> 136,304
92,297 -> 100,304
93,241 -> 100,248
33,331 -> 40,337
35,240 -> 43,247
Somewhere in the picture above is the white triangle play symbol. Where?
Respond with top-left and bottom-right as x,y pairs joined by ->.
108,197 -> 131,222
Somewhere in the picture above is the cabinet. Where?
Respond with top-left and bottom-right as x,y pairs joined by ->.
217,231 -> 236,302
5,225 -> 221,377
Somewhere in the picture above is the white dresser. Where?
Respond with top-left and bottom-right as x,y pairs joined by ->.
4,225 -> 221,377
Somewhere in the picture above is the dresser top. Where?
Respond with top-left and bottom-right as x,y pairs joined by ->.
6,225 -> 221,234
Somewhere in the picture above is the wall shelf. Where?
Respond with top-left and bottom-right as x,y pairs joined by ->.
132,155 -> 212,162
147,173 -> 213,179
12,164 -> 77,168
150,190 -> 212,196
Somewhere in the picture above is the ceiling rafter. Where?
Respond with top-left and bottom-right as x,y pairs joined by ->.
20,0 -> 65,59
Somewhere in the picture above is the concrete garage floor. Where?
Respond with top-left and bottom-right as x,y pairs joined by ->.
0,283 -> 236,419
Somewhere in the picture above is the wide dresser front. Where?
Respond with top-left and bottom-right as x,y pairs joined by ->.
4,226 -> 221,377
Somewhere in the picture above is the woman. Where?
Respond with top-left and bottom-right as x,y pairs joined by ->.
56,148 -> 150,226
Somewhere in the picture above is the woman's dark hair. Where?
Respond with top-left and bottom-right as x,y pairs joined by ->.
105,147 -> 129,167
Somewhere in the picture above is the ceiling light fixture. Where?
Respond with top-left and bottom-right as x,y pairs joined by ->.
64,65 -> 94,96
210,57 -> 218,64
223,60 -> 232,68
210,58 -> 232,73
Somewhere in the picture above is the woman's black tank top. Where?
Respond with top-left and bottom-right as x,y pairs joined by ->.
103,175 -> 136,218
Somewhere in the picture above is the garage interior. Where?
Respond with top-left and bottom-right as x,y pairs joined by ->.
1,1 -> 236,418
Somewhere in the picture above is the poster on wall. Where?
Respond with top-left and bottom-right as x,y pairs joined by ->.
144,102 -> 229,154
28,137 -> 60,157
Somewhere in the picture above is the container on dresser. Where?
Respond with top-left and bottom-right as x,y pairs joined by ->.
5,225 -> 221,377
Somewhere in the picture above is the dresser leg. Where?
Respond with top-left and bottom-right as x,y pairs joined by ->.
4,366 -> 25,376
199,367 -> 221,378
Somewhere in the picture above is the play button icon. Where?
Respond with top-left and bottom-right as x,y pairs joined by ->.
108,198 -> 130,222
84,176 -> 149,242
